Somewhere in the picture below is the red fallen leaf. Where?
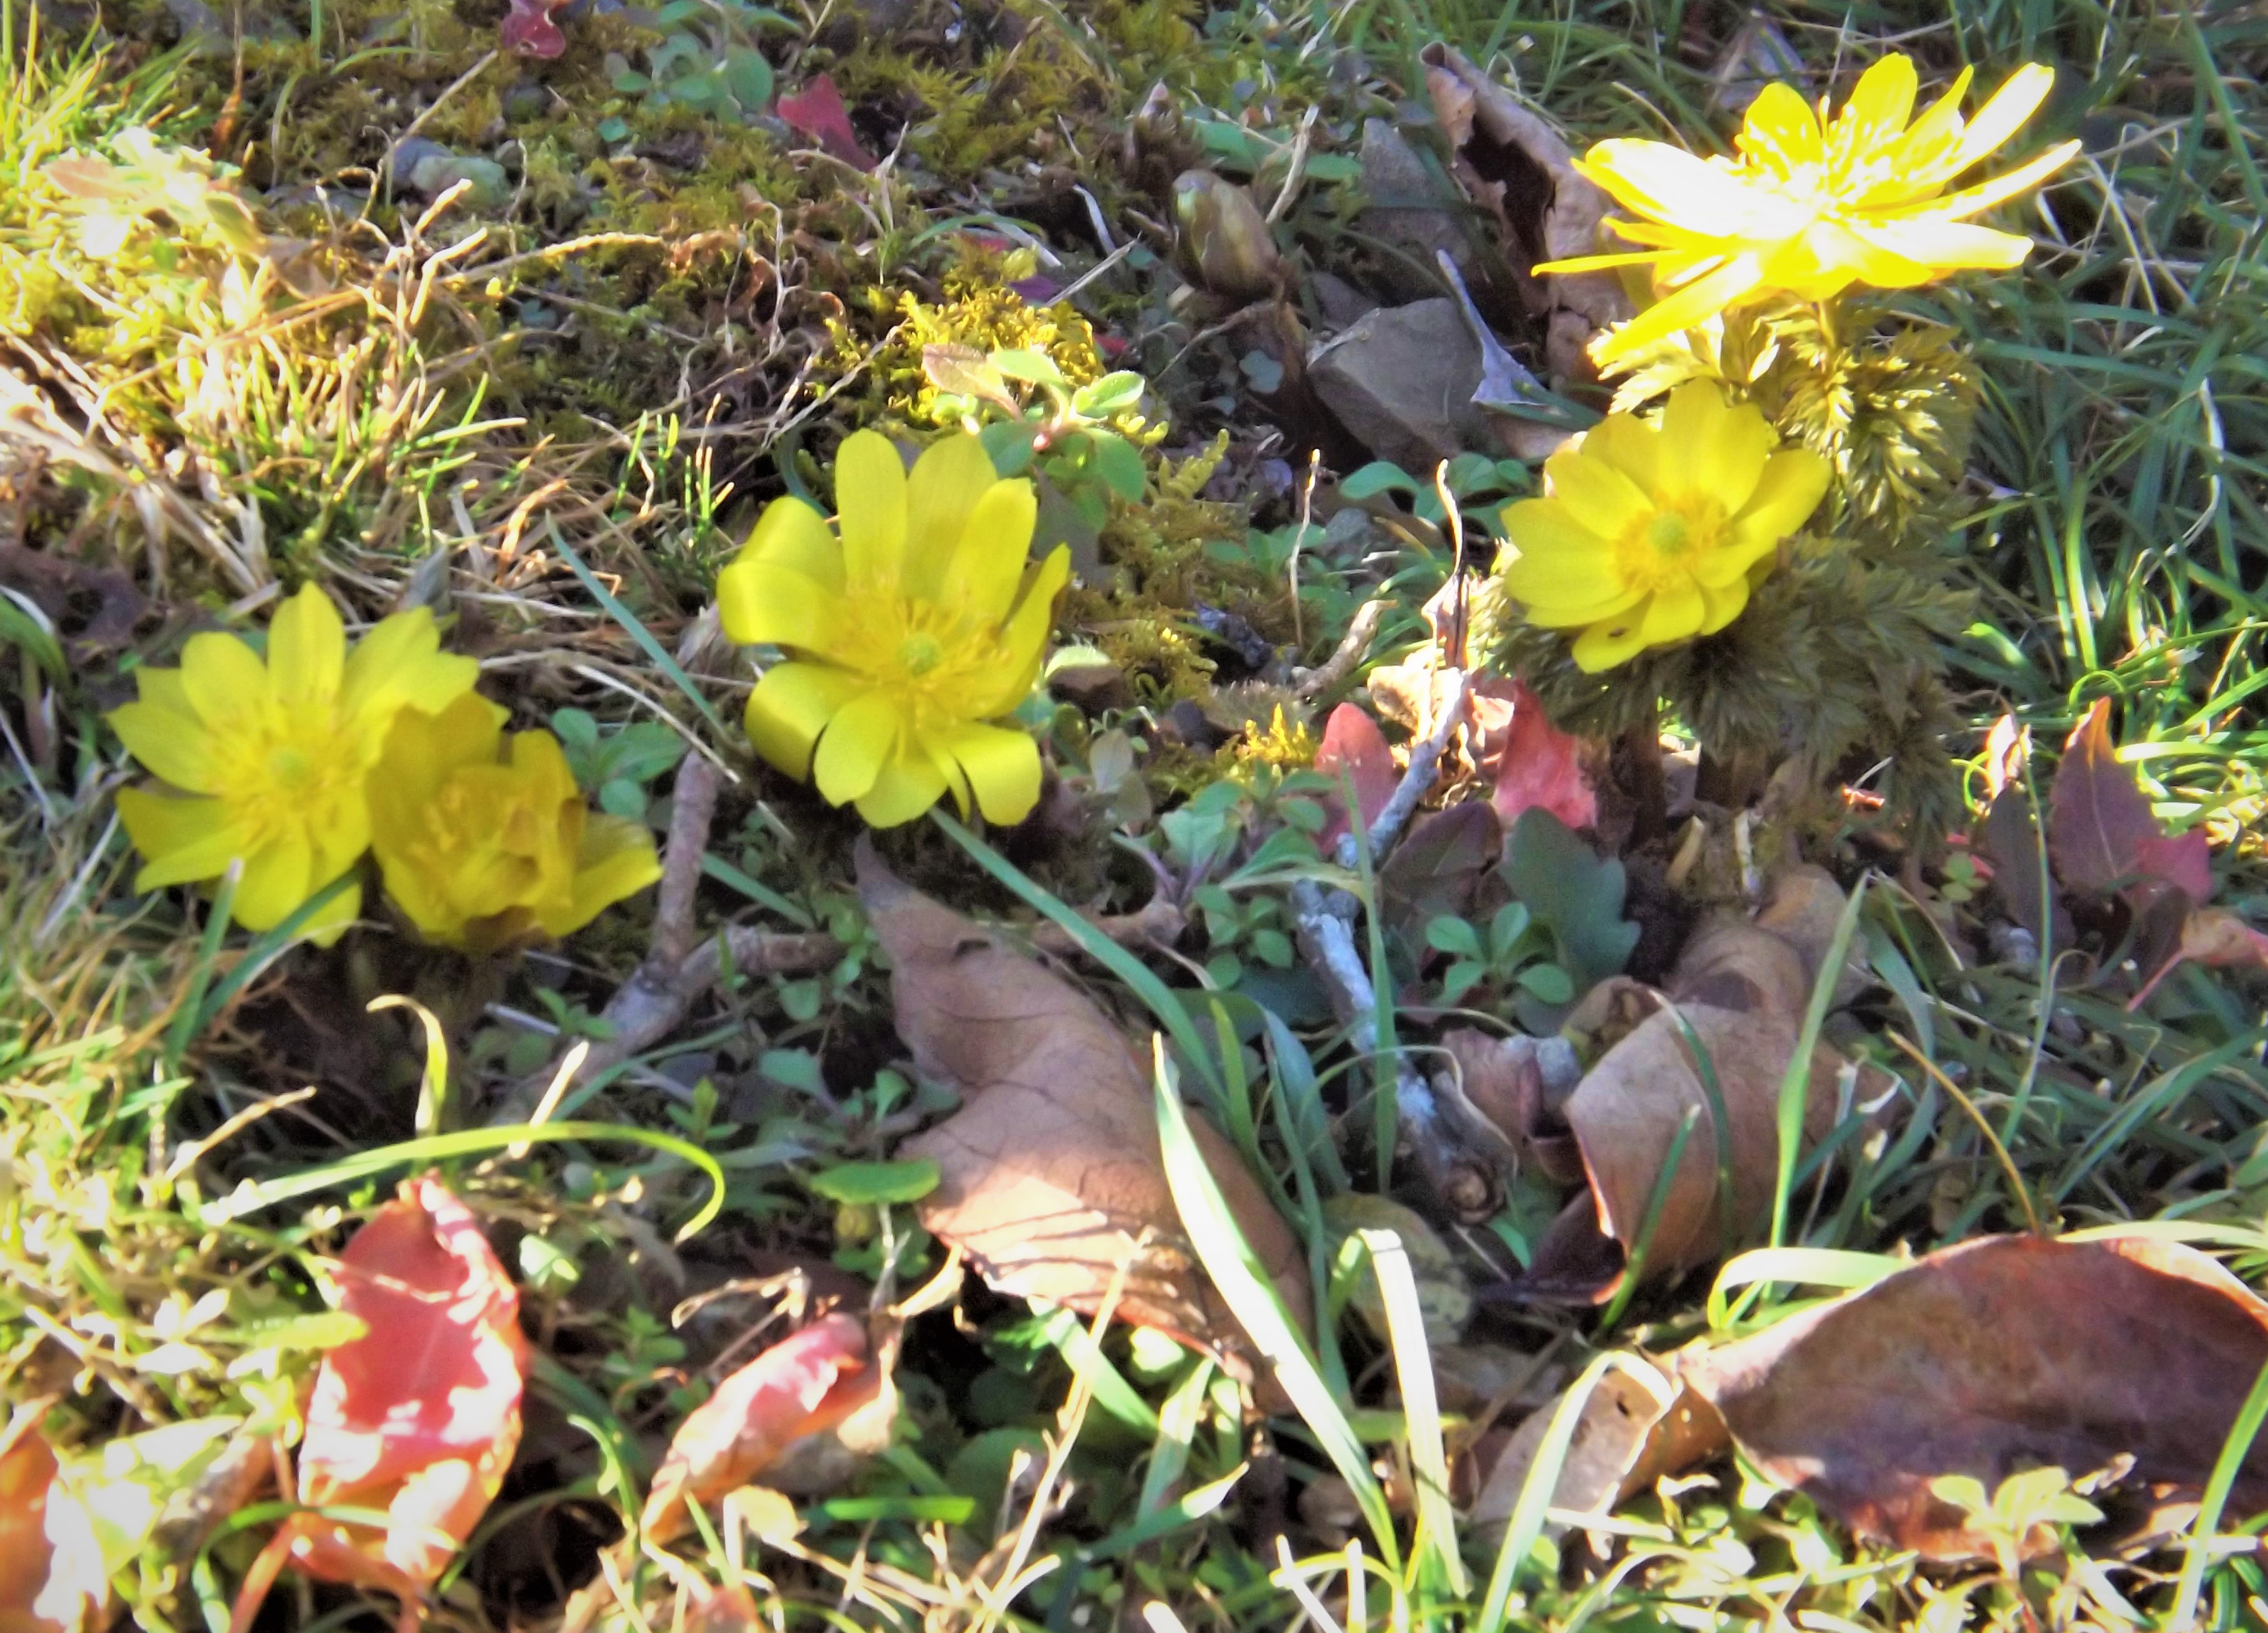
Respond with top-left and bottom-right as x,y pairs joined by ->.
777,76 -> 875,171
0,1421 -> 104,1633
1475,677 -> 1596,832
2047,698 -> 2193,896
230,1178 -> 526,1633
1679,1234 -> 2268,1562
1313,703 -> 1396,849
641,1314 -> 877,1545
499,0 -> 566,58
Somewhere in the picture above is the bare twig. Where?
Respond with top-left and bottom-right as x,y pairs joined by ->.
1027,897 -> 1187,957
1348,666 -> 1470,866
652,753 -> 721,969
1291,597 -> 1386,701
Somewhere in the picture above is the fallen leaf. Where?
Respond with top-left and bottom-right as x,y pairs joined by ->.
1978,784 -> 2049,942
2135,830 -> 2212,904
2048,699 -> 2181,895
1679,1234 -> 2268,1562
2128,906 -> 2268,1008
1379,802 -> 1500,940
0,1419 -> 105,1633
229,1178 -> 526,1633
1527,872 -> 1888,1297
1314,703 -> 1398,849
865,849 -> 1312,1373
1470,1354 -> 1724,1545
642,1314 -> 878,1545
1417,43 -> 1633,379
499,0 -> 566,58
777,76 -> 876,171
1475,678 -> 1597,834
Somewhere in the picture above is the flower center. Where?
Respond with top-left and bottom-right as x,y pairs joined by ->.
1616,499 -> 1726,594
216,702 -> 367,845
896,632 -> 946,676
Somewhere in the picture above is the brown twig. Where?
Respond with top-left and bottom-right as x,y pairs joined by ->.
1026,897 -> 1187,957
652,753 -> 721,969
1292,597 -> 1386,701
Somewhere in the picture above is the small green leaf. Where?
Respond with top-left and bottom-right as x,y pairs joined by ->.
1503,808 -> 1640,1000
989,347 -> 1068,387
1515,962 -> 1575,1004
551,707 -> 601,751
1071,370 -> 1146,417
1338,461 -> 1418,499
1302,152 -> 1361,183
979,418 -> 1039,475
1238,348 -> 1284,393
807,1158 -> 942,1205
721,46 -> 774,114
1424,916 -> 1484,959
1087,430 -> 1147,501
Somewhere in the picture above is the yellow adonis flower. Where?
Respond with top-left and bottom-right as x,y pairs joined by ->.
717,430 -> 1070,827
1498,383 -> 1830,672
1544,52 -> 2080,366
112,584 -> 479,940
367,695 -> 662,953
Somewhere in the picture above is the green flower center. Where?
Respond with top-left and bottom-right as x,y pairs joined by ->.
1646,513 -> 1692,557
896,632 -> 946,676
267,744 -> 314,787
1617,498 -> 1726,593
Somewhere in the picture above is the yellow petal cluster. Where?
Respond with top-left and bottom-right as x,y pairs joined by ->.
367,695 -> 662,954
112,584 -> 479,940
717,430 -> 1070,828
1544,53 -> 2080,365
1498,384 -> 1830,671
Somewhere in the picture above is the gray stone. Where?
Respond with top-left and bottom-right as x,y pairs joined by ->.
1309,298 -> 1568,473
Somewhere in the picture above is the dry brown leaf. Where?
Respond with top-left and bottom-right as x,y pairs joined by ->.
1417,43 -> 1633,379
865,851 -> 1312,1374
1533,870 -> 1888,1296
1678,1234 -> 2268,1562
642,1313 -> 881,1545
0,1419 -> 104,1633
1470,1354 -> 1724,1545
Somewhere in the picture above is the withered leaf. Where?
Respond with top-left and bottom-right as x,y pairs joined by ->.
1314,703 -> 1397,850
1379,802 -> 1500,940
642,1314 -> 880,1545
0,1421 -> 104,1633
865,853 -> 1312,1371
1470,1354 -> 1724,1545
1532,870 -> 1886,1297
1679,1234 -> 2268,1562
231,1178 -> 527,1631
1475,677 -> 1596,835
1417,43 -> 1632,379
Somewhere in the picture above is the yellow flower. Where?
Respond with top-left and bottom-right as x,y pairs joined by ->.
368,695 -> 662,952
1498,384 -> 1830,671
112,584 -> 479,940
1543,53 -> 2080,365
717,430 -> 1070,827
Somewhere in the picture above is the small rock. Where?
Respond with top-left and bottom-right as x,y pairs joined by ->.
1357,119 -> 1474,301
391,138 -> 511,212
164,0 -> 229,53
1310,298 -> 1558,474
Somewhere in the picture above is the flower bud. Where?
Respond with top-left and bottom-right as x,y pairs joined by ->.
1171,169 -> 1281,301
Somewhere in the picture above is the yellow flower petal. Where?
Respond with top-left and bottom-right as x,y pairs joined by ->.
1847,217 -> 2032,270
109,698 -> 216,792
1543,446 -> 1653,538
716,560 -> 841,653
1894,66 -> 1976,178
118,787 -> 245,887
743,495 -> 844,591
1730,449 -> 1832,548
937,722 -> 1044,826
551,814 -> 662,937
1697,578 -> 1752,636
1895,140 -> 2079,223
180,629 -> 271,725
1591,253 -> 1765,367
834,430 -> 908,587
1736,82 -> 1824,170
267,583 -> 345,703
903,434 -> 1004,598
233,833 -> 317,931
1576,414 -> 1662,497
1661,382 -> 1772,511
1572,616 -> 1651,672
339,607 -> 479,722
1943,62 -> 2057,177
854,741 -> 952,828
942,477 -> 1039,625
1638,578 -> 1706,647
812,691 -> 903,807
968,545 -> 1070,717
1836,52 -> 1918,153
744,661 -> 865,779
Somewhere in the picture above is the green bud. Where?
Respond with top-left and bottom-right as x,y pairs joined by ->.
1171,169 -> 1282,301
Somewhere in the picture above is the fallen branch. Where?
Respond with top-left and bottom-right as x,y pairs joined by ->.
1027,896 -> 1187,957
1292,598 -> 1386,701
